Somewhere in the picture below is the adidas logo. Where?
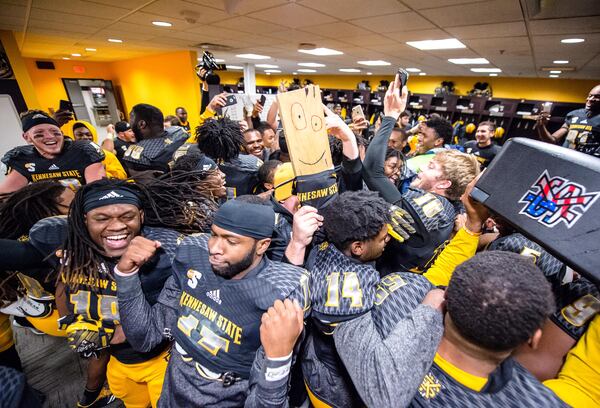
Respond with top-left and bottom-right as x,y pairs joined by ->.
206,289 -> 221,305
48,164 -> 59,170
99,191 -> 124,200
32,114 -> 47,119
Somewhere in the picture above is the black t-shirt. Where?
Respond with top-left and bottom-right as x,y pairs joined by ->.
463,141 -> 501,168
563,108 -> 600,157
1,138 -> 104,187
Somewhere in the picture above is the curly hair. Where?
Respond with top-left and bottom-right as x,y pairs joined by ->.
329,136 -> 344,166
196,117 -> 244,162
446,251 -> 554,352
322,190 -> 391,251
425,117 -> 453,145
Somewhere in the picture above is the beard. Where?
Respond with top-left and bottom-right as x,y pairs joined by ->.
210,243 -> 256,279
131,123 -> 145,141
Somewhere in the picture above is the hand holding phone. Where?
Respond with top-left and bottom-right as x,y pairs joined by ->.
351,105 -> 365,120
259,95 -> 267,106
397,68 -> 409,89
59,99 -> 73,112
223,94 -> 237,107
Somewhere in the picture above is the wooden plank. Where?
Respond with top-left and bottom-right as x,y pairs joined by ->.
276,85 -> 333,176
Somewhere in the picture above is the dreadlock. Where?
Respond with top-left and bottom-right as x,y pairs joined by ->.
171,152 -> 227,199
196,117 -> 244,162
61,177 -> 217,290
0,181 -> 68,301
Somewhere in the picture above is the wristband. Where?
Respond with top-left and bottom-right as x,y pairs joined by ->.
462,225 -> 482,236
113,265 -> 140,277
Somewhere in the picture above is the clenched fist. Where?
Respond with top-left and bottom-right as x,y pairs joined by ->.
116,236 -> 161,274
260,299 -> 304,359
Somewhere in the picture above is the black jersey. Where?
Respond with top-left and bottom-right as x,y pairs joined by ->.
218,154 -> 262,197
550,276 -> 600,341
113,137 -> 134,163
122,127 -> 188,173
563,109 -> 600,157
266,198 -> 293,262
28,216 -> 183,364
1,138 -> 104,188
377,188 -> 459,275
463,141 -> 501,168
172,233 -> 309,379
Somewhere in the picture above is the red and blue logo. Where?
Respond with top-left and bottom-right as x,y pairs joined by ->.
519,171 -> 599,228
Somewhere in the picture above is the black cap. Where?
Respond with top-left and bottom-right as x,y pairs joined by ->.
115,121 -> 131,133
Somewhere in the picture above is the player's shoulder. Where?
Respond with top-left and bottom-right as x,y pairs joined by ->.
509,360 -> 570,405
550,276 -> 600,340
404,188 -> 456,226
567,108 -> 587,118
259,259 -> 310,295
1,145 -> 36,164
143,226 -> 186,256
28,216 -> 69,254
232,154 -> 262,170
69,139 -> 105,160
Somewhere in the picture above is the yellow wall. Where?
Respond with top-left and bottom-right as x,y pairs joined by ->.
110,51 -> 201,128
219,71 -> 597,103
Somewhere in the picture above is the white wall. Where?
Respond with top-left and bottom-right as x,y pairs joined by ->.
0,95 -> 23,180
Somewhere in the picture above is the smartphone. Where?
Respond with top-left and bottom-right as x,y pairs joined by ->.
59,99 -> 73,111
351,105 -> 365,120
397,68 -> 409,88
259,95 -> 266,106
223,94 -> 237,107
542,102 -> 553,114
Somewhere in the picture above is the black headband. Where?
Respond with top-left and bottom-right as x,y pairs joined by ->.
83,186 -> 143,213
213,200 -> 274,239
22,112 -> 60,133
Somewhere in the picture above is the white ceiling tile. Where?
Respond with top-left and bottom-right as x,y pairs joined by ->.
383,29 -> 452,43
350,12 -> 435,33
401,0 -> 490,9
29,8 -> 113,28
529,16 -> 600,35
420,0 -> 523,27
299,0 -> 407,20
28,19 -> 99,35
247,4 -> 337,28
140,0 -> 229,23
300,22 -> 373,38
446,21 -> 527,39
465,36 -> 531,57
33,0 -> 130,19
228,0 -> 291,15
341,33 -> 398,47
82,0 -> 150,9
211,16 -> 288,34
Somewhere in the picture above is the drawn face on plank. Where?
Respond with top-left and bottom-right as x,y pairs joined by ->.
277,85 -> 333,176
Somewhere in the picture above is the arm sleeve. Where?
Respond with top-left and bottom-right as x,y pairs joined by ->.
334,305 -> 443,408
423,227 -> 479,287
115,271 -> 180,353
362,116 -> 403,203
245,348 -> 294,408
200,88 -> 210,114
0,240 -> 45,271
79,141 -> 106,164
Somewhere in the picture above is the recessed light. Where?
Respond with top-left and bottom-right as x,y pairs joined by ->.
236,53 -> 270,59
298,62 -> 325,67
339,68 -> 361,73
62,57 -> 70,60
553,60 -> 569,64
298,47 -> 343,56
405,68 -> 421,72
549,70 -> 562,74
265,69 -> 281,73
297,68 -> 317,73
85,48 -> 96,52
357,60 -> 391,66
366,72 -> 372,75
71,53 -> 81,57
419,73 -> 427,76
549,74 -> 559,78
561,38 -> 584,44
214,58 -> 225,63
108,38 -> 123,43
470,68 -> 502,73
489,73 -> 498,77
256,64 -> 279,68
293,72 -> 298,75
227,65 -> 244,69
406,38 -> 466,50
266,72 -> 271,75
152,21 -> 172,27
448,58 -> 489,65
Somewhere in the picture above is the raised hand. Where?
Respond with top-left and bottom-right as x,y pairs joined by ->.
116,236 -> 161,274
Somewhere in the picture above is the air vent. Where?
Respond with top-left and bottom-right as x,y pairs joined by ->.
36,60 -> 55,70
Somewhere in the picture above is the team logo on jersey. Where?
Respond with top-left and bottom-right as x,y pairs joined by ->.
25,162 -> 35,172
418,373 -> 442,399
519,170 -> 599,228
206,289 -> 222,305
186,269 -> 202,289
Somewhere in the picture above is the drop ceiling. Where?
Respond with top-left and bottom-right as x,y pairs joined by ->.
0,0 -> 599,79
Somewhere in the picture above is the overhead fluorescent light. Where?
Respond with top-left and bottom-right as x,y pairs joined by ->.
339,68 -> 361,73
405,68 -> 421,72
549,74 -> 559,78
266,73 -> 271,75
85,48 -> 96,52
297,68 -> 317,73
357,60 -> 391,66
298,47 -> 343,56
549,70 -> 562,74
71,53 -> 81,57
448,58 -> 489,65
406,38 -> 466,50
561,38 -> 584,44
62,57 -> 70,60
419,72 -> 427,76
470,68 -> 502,73
152,21 -> 172,27
489,73 -> 498,77
236,53 -> 270,59
553,60 -> 569,64
366,72 -> 372,75
108,38 -> 123,43
227,65 -> 244,69
265,69 -> 281,73
292,72 -> 298,75
298,62 -> 325,67
256,64 -> 279,68
214,58 -> 225,62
